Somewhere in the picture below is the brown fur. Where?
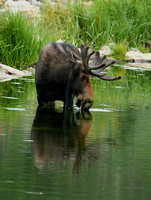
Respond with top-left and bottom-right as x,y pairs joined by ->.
35,42 -> 94,110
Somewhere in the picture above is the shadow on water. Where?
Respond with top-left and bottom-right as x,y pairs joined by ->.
31,105 -> 92,175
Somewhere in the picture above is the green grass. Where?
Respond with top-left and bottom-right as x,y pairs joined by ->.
0,11 -> 52,69
0,0 -> 151,68
41,0 -> 151,48
111,41 -> 128,61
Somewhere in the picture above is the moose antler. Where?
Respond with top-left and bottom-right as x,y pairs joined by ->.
80,44 -> 107,78
80,44 -> 121,81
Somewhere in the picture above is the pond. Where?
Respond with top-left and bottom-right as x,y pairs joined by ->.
0,65 -> 151,200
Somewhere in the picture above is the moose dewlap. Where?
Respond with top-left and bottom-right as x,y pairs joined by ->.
35,42 -> 121,110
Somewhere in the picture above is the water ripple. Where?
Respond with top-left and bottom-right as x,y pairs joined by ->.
5,107 -> 26,111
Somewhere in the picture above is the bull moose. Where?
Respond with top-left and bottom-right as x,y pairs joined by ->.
35,42 -> 121,110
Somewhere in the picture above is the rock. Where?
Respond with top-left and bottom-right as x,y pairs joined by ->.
127,62 -> 151,69
99,46 -> 113,56
26,67 -> 35,72
126,48 -> 151,63
0,74 -> 18,82
0,63 -> 32,82
108,42 -> 116,48
30,0 -> 42,8
2,0 -> 41,17
0,63 -> 27,76
82,1 -> 93,6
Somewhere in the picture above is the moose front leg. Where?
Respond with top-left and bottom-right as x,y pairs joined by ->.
64,87 -> 75,110
64,66 -> 81,110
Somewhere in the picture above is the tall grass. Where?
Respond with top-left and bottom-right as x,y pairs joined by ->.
42,0 -> 151,49
0,11 -> 52,69
0,0 -> 150,68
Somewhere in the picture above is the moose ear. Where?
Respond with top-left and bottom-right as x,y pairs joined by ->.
67,47 -> 82,64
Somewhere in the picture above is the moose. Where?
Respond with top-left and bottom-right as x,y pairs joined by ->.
35,42 -> 121,110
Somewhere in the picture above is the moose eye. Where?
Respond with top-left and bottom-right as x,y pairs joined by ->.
81,75 -> 87,80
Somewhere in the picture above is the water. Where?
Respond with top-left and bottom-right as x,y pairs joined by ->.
0,66 -> 151,200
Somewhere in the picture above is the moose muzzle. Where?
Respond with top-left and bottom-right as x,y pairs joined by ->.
76,98 -> 94,111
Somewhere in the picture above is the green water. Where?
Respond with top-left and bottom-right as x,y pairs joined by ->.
0,66 -> 151,200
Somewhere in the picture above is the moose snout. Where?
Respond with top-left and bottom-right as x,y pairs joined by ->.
76,98 -> 94,110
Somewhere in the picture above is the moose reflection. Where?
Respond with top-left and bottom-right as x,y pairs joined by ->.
31,106 -> 92,174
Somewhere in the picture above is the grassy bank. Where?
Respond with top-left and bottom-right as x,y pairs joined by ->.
0,11 -> 52,68
0,0 -> 150,68
42,0 -> 151,47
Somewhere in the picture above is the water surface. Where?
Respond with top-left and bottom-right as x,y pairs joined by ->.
0,66 -> 151,200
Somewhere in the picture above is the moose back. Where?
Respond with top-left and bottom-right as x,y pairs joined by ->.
35,42 -> 121,110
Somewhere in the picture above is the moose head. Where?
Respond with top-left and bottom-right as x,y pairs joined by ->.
67,44 -> 121,110
35,42 -> 121,110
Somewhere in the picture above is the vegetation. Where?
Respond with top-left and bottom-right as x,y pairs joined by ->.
0,11 -> 52,68
0,0 -> 150,68
42,0 -> 151,48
